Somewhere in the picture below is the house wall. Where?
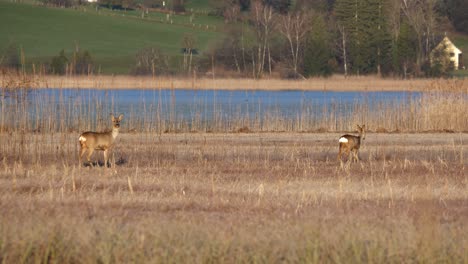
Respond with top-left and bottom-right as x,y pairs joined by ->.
447,45 -> 462,69
430,37 -> 463,70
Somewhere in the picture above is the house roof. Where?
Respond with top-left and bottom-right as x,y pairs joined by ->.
437,36 -> 462,54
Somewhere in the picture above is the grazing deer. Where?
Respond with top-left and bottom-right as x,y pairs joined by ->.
79,114 -> 124,167
337,124 -> 366,162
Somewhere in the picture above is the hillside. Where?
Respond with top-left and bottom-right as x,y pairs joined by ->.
0,0 -> 223,74
1,0 -> 467,77
451,33 -> 468,77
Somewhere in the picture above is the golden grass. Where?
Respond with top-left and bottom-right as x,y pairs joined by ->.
0,73 -> 467,261
1,82 -> 467,133
1,73 -> 450,91
0,132 -> 467,262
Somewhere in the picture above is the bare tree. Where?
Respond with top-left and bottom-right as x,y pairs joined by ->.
182,33 -> 197,74
223,0 -> 241,23
133,46 -> 169,76
422,0 -> 439,56
387,0 -> 402,40
251,0 -> 275,78
331,19 -> 348,77
401,0 -> 439,73
277,10 -> 310,78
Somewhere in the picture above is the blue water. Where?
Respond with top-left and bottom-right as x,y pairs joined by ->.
0,88 -> 421,131
30,88 -> 420,120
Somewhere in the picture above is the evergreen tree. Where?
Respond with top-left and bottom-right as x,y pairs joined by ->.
395,22 -> 417,78
263,0 -> 291,14
72,49 -> 94,75
446,0 -> 468,33
296,0 -> 335,13
334,0 -> 391,75
334,0 -> 365,74
50,50 -> 68,75
239,0 -> 250,11
1,42 -> 21,70
303,15 -> 335,77
361,0 -> 392,75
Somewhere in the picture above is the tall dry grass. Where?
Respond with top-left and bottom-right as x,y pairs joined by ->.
0,73 -> 467,262
0,72 -> 447,91
0,132 -> 466,262
1,74 -> 467,133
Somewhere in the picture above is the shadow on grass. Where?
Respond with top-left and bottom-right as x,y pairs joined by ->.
82,157 -> 127,167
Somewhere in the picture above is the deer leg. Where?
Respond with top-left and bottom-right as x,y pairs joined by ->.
104,150 -> 109,168
337,146 -> 343,161
352,149 -> 358,162
86,149 -> 95,165
79,147 -> 87,165
345,148 -> 351,162
338,143 -> 347,161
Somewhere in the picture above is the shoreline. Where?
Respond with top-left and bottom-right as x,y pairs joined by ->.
1,74 -> 447,91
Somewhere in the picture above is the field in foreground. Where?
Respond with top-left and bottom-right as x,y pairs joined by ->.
0,132 -> 467,262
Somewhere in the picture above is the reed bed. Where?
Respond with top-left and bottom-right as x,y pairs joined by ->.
0,73 -> 442,91
1,79 -> 467,133
0,74 -> 467,262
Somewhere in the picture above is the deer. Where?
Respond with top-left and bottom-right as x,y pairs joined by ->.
79,114 -> 123,167
337,124 -> 366,162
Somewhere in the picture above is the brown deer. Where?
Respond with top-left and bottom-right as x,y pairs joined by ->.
337,124 -> 366,162
79,114 -> 123,167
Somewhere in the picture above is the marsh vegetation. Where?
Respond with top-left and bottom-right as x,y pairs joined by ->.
0,77 -> 467,262
0,132 -> 467,262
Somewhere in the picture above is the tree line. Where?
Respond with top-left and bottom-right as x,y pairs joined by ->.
203,0 -> 466,78
38,0 -> 183,11
2,0 -> 466,78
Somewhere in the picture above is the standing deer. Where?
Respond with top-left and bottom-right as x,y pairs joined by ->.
79,114 -> 124,167
337,124 -> 366,162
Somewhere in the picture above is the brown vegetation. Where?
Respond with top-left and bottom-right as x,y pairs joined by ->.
0,75 -> 466,261
0,132 -> 466,262
0,73 -> 445,91
1,75 -> 467,134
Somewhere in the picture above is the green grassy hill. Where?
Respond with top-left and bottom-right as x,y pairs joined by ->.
185,0 -> 214,13
451,33 -> 468,77
151,0 -> 214,12
1,0 -> 467,77
0,0 -> 223,74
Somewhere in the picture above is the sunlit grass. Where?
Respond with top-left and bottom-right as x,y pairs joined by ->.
0,74 -> 467,262
1,74 -> 467,133
0,132 -> 467,262
0,1 -> 221,74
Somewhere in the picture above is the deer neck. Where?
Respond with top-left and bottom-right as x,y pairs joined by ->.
112,127 -> 120,139
358,132 -> 363,144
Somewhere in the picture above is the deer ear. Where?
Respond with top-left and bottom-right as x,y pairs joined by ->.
356,124 -> 361,129
118,114 -> 124,121
362,124 -> 366,129
110,114 -> 115,122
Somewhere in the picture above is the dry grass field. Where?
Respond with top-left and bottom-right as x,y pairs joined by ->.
0,74 -> 442,91
0,74 -> 467,262
0,131 -> 467,263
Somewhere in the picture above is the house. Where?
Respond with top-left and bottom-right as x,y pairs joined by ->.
430,36 -> 464,70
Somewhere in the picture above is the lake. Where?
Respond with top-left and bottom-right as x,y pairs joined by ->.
2,88 -> 421,132
34,88 -> 419,116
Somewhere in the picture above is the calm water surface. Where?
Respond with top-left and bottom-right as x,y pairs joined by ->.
31,89 -> 420,120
